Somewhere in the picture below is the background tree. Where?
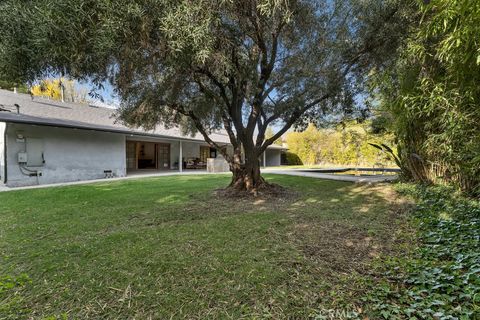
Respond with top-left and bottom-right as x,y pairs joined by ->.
264,127 -> 283,147
285,124 -> 322,165
0,0 -> 410,193
30,78 -> 88,103
0,80 -> 28,93
30,79 -> 62,101
372,0 -> 480,195
285,122 -> 394,166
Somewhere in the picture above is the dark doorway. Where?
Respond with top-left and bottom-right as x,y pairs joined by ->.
126,141 -> 170,170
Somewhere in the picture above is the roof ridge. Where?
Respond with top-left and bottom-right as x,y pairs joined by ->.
0,88 -> 117,111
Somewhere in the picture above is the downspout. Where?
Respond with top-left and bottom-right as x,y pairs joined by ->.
3,123 -> 8,184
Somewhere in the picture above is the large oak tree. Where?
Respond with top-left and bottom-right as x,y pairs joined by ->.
0,0 -> 409,192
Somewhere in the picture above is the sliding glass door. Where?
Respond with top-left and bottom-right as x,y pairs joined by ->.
126,141 -> 170,171
157,143 -> 170,170
126,141 -> 137,170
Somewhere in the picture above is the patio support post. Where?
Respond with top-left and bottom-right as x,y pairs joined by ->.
179,141 -> 183,172
263,151 -> 266,168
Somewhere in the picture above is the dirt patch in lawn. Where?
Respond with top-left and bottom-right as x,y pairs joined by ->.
212,183 -> 298,208
288,183 -> 413,277
296,222 -> 380,273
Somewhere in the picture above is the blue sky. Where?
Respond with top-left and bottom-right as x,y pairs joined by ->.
77,79 -> 119,106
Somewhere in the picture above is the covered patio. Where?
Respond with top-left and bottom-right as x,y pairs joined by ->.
125,136 -> 231,175
125,136 -> 284,177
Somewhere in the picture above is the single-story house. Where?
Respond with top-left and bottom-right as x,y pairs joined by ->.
0,89 -> 284,187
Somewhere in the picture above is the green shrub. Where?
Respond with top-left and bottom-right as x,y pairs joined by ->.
365,185 -> 480,319
285,122 -> 395,167
285,152 -> 303,165
372,0 -> 480,195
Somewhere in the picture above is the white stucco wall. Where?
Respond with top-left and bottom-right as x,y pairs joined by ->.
183,142 -> 207,159
176,141 -> 219,162
0,122 -> 5,183
261,149 -> 281,167
5,124 -> 126,187
171,141 -> 208,169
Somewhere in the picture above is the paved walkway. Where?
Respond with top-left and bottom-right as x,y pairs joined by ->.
262,168 -> 398,183
0,170 -> 224,192
0,168 -> 397,192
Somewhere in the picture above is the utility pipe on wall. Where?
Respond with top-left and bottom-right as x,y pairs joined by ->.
179,141 -> 183,172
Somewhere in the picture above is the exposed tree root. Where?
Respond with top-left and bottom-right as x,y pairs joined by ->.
215,179 -> 294,199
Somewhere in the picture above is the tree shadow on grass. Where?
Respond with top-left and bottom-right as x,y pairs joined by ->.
266,175 -> 413,312
0,173 -> 412,318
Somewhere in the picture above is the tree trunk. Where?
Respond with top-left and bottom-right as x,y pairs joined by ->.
227,149 -> 266,193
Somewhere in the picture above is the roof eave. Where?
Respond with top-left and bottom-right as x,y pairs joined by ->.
0,113 -> 230,144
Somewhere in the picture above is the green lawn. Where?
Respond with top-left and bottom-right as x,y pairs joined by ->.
0,174 -> 406,319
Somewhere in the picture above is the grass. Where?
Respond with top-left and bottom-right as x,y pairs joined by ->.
0,174 -> 407,319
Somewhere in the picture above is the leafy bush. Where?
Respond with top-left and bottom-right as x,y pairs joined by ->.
285,151 -> 303,165
372,0 -> 480,195
366,185 -> 480,319
285,122 -> 395,167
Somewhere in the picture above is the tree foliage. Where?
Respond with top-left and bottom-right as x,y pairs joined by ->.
0,80 -> 28,93
372,0 -> 480,195
30,78 -> 88,103
0,0 -> 410,192
30,79 -> 63,101
264,127 -> 283,146
285,122 -> 395,166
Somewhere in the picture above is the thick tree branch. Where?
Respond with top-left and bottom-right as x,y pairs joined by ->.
195,68 -> 231,109
193,77 -> 240,149
259,93 -> 330,154
172,103 -> 233,162
246,21 -> 282,137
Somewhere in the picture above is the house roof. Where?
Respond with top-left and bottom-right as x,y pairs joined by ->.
0,89 -> 236,144
0,89 -> 285,149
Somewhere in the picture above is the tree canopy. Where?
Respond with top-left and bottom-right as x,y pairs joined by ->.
0,0 -> 410,192
285,122 -> 395,166
0,80 -> 28,93
372,0 -> 480,195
